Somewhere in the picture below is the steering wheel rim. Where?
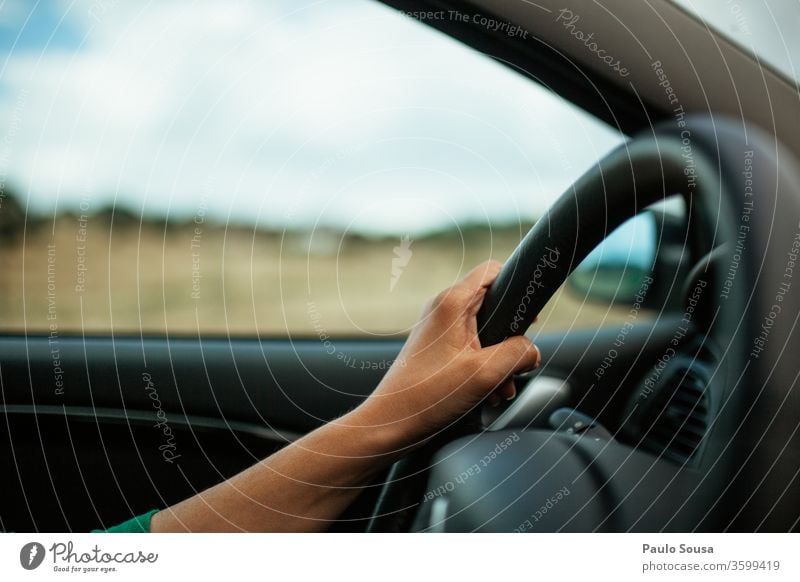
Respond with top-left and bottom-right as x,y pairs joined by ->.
367,118 -> 741,532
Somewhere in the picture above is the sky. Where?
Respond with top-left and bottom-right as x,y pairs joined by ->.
0,0 -> 624,236
672,0 -> 800,84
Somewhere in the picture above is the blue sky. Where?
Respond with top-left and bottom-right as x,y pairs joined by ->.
0,0 -> 623,235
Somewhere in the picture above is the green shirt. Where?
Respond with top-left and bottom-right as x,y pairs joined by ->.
92,510 -> 159,533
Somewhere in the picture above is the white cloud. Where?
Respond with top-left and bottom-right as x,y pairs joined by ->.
0,0 -> 622,234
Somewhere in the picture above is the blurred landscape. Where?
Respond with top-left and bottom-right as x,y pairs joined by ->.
0,0 -> 663,339
0,190 -> 641,337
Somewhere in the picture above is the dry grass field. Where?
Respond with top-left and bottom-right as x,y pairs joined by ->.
0,213 -> 641,338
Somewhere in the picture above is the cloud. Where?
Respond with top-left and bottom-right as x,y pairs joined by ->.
0,0 -> 621,234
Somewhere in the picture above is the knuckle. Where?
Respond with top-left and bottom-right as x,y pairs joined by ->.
474,365 -> 497,387
422,297 -> 437,314
505,336 -> 530,357
431,289 -> 462,315
472,356 -> 501,385
486,259 -> 502,272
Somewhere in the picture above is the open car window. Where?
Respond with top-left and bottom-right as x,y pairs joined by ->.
0,0 -> 628,336
671,0 -> 800,84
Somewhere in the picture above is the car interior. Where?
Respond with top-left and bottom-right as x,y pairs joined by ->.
2,0 -> 800,533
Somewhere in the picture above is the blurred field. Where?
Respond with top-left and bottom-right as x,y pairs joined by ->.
0,212 -> 643,337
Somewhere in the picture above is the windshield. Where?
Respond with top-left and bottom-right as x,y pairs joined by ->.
672,0 -> 800,83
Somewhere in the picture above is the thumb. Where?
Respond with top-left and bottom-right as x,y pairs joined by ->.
477,336 -> 541,383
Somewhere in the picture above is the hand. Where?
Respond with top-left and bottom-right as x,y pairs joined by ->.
153,261 -> 540,532
354,260 -> 541,449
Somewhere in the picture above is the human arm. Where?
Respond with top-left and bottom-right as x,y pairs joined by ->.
150,260 -> 540,532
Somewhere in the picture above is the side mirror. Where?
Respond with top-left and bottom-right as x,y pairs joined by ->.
566,203 -> 689,308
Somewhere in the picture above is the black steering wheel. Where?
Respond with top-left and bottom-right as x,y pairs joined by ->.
369,116 -> 800,532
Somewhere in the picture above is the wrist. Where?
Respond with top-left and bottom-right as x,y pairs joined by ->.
342,399 -> 423,459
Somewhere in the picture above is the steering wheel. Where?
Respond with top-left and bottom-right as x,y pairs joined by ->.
368,116 -> 800,532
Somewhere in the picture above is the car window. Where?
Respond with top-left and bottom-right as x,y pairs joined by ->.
0,0 -> 637,337
671,0 -> 800,84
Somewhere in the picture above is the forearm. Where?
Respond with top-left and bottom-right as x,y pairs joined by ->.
151,405 -> 407,532
150,261 -> 539,532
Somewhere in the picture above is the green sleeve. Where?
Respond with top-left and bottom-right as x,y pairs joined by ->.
92,509 -> 160,533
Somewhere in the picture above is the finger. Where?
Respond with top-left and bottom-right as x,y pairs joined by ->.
456,260 -> 502,294
496,379 -> 517,401
424,260 -> 502,321
479,335 -> 540,378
